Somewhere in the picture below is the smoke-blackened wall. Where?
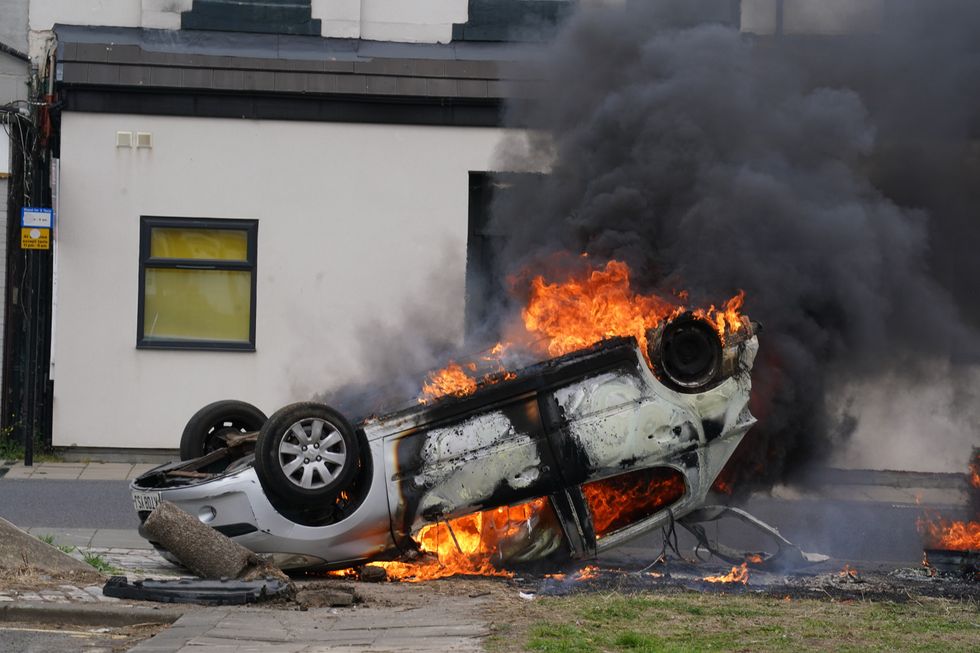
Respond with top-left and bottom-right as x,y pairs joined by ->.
490,0 -> 980,486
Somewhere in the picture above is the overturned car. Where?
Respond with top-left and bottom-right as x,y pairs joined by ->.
132,314 -> 762,571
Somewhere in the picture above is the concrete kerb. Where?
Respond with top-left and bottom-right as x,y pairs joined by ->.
0,601 -> 186,627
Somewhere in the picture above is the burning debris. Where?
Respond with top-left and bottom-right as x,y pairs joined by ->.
703,563 -> 749,586
916,449 -> 980,580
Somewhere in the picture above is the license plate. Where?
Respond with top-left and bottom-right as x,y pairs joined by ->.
132,490 -> 161,512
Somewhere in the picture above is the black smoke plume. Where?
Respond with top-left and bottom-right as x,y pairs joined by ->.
489,0 -> 980,488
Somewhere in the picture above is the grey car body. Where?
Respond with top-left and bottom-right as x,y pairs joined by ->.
132,320 -> 759,571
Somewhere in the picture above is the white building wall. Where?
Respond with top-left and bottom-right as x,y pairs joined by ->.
30,0 -> 471,45
54,113 -> 512,448
742,0 -> 884,35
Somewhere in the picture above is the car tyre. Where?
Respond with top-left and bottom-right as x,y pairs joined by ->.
654,315 -> 723,391
179,400 -> 268,460
254,402 -> 361,503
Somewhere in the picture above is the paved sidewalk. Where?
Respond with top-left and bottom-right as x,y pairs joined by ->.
1,535 -> 492,653
131,588 -> 489,653
0,461 -> 159,480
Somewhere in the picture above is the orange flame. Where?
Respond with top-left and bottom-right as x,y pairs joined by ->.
521,260 -> 678,358
419,259 -> 745,404
745,553 -> 764,565
358,499 -> 549,582
917,513 -> 980,551
704,562 -> 749,585
419,362 -> 478,403
574,565 -> 600,581
839,564 -> 859,579
916,451 -> 980,551
581,468 -> 687,538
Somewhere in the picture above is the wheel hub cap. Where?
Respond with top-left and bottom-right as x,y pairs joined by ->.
277,418 -> 347,490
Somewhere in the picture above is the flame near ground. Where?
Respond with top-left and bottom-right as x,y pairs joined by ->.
916,452 -> 980,551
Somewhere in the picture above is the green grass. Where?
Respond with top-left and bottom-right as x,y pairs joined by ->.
0,432 -> 63,463
82,552 -> 121,575
490,591 -> 980,653
35,534 -> 77,554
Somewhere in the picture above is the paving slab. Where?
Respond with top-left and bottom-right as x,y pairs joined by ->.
127,464 -> 159,480
25,527 -> 97,548
27,467 -> 84,480
129,590 -> 489,653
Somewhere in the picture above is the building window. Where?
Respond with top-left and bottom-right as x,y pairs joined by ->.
138,217 -> 258,351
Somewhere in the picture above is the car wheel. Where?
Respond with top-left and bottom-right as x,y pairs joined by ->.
254,402 -> 361,502
654,315 -> 722,391
179,400 -> 268,460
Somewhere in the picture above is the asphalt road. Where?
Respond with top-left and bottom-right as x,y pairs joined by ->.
0,479 -> 138,529
0,475 -> 961,565
0,623 -> 137,653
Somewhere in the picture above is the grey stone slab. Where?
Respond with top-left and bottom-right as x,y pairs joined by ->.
222,55 -> 284,70
89,529 -> 148,549
279,58 -> 324,73
147,66 -> 181,87
365,75 -> 398,95
189,639 -> 304,652
106,44 -> 143,64
457,79 -> 489,98
180,67 -> 213,88
412,59 -> 447,77
396,77 -> 427,96
335,74 -> 368,94
243,70 -> 276,91
60,62 -> 87,83
426,77 -> 458,97
352,59 -> 387,75
322,59 -> 354,73
140,50 -> 180,66
212,69 -> 245,90
446,59 -> 498,79
274,71 -> 306,92
75,43 -> 110,63
25,527 -> 93,548
306,73 -> 338,93
118,65 -> 150,86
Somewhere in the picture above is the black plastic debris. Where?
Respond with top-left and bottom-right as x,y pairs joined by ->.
924,549 -> 979,579
103,576 -> 292,605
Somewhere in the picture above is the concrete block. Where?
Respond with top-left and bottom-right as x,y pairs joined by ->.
106,44 -> 143,65
75,43 -> 110,63
456,79 -> 488,98
212,69 -> 245,90
86,63 -> 120,85
396,76 -> 427,95
180,68 -> 213,88
335,74 -> 368,93
118,66 -> 150,86
365,75 -> 398,94
243,70 -> 276,92
274,71 -> 306,92
425,77 -> 457,96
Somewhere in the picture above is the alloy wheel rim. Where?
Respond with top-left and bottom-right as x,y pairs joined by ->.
277,418 -> 346,490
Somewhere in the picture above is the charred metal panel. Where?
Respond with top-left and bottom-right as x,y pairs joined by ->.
385,396 -> 563,541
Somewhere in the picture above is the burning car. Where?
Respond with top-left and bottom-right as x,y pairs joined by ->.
132,311 -> 761,572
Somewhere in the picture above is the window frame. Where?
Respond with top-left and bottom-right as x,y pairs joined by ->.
137,216 -> 258,352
